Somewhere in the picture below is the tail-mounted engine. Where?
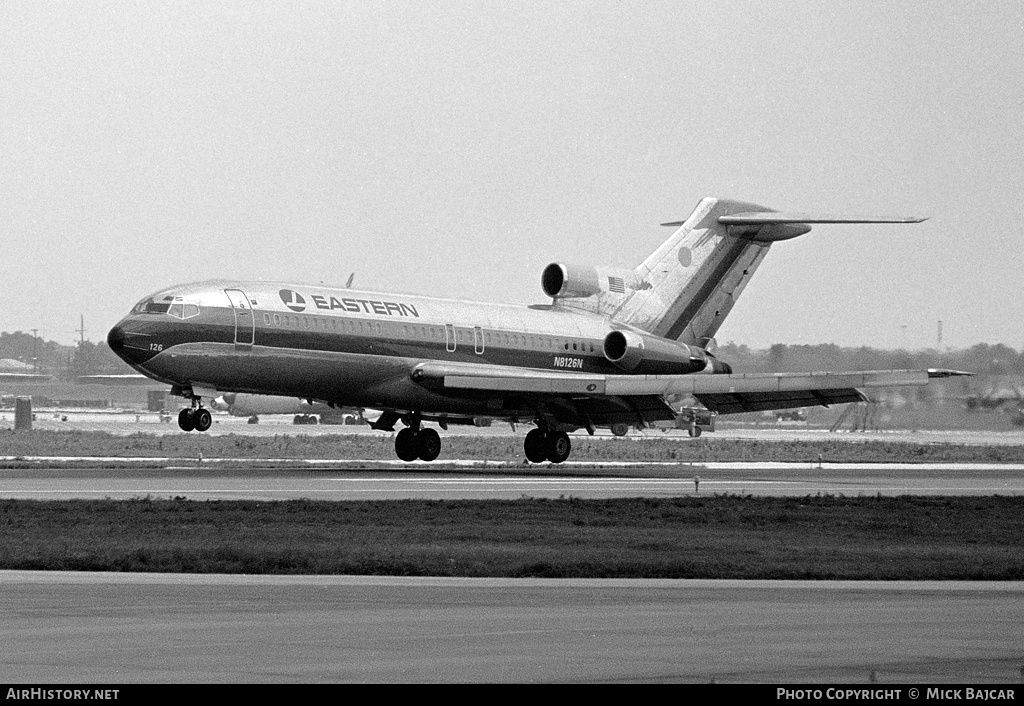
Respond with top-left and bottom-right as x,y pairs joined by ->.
603,329 -> 732,375
542,263 -> 647,299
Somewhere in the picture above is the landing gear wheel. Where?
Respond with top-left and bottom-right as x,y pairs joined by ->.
524,428 -> 548,463
193,407 -> 212,432
417,428 -> 441,462
177,408 -> 195,432
395,428 -> 420,462
688,426 -> 702,438
546,431 -> 571,464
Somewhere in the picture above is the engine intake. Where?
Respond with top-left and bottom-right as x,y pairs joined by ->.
542,263 -> 646,299
542,263 -> 601,299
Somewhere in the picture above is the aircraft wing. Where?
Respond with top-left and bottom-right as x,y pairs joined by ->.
414,361 -> 968,415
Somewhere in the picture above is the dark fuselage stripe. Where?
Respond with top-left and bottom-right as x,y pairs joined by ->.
151,307 -> 615,374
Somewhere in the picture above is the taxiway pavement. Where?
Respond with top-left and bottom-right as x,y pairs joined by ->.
3,571 -> 1022,683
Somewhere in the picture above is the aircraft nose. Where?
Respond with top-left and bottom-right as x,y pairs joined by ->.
106,321 -> 154,366
107,324 -> 126,353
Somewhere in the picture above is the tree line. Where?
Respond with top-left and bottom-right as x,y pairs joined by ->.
716,342 -> 1024,376
0,331 -> 125,378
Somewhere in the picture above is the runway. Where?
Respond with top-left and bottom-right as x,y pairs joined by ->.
4,426 -> 1022,685
3,571 -> 1022,683
2,462 -> 1023,500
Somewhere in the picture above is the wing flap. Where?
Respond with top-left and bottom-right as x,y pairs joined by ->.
603,369 -> 931,397
694,388 -> 867,415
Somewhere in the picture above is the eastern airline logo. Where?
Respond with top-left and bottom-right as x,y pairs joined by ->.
279,289 -> 307,312
278,288 -> 420,318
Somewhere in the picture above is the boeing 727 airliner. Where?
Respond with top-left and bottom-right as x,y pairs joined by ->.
107,197 -> 966,462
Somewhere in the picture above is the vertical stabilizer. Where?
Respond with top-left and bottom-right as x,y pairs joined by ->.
614,197 -> 777,346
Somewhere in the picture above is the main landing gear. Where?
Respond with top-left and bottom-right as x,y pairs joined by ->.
393,417 -> 442,462
523,428 -> 571,464
386,413 -> 572,464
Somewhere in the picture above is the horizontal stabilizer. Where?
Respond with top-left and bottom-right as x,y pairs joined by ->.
660,214 -> 927,227
719,213 -> 927,225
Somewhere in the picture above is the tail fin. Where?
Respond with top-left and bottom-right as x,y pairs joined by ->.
614,197 -> 924,346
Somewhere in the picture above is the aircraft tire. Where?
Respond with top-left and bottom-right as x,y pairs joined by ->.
688,426 -> 702,438
193,408 -> 212,432
610,423 -> 629,437
177,409 -> 195,432
524,428 -> 548,463
417,428 -> 441,462
546,431 -> 571,464
395,428 -> 420,462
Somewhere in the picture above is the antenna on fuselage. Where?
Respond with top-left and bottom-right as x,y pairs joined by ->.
346,272 -> 355,288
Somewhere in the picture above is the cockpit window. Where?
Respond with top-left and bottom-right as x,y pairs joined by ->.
133,296 -> 200,318
168,302 -> 201,319
134,298 -> 171,314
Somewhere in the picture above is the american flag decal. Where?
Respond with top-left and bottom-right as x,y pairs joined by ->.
608,276 -> 625,294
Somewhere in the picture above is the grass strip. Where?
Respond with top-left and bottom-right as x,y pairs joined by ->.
3,429 -> 1024,463
2,496 -> 1022,579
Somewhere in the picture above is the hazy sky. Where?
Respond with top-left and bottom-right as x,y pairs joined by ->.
2,1 -> 1022,350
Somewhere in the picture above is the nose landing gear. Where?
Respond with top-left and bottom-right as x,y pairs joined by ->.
177,402 -> 212,432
